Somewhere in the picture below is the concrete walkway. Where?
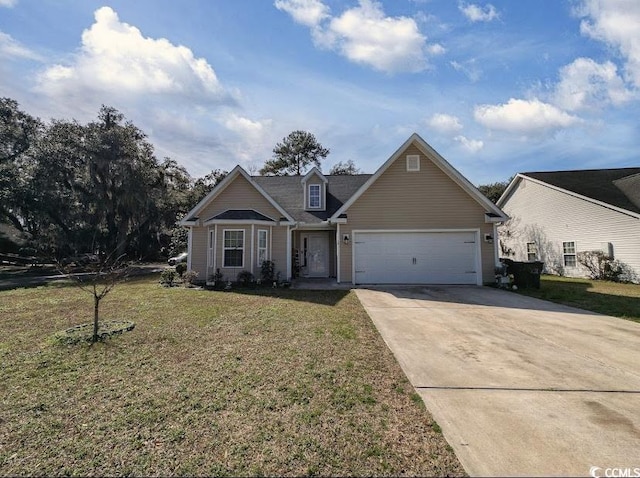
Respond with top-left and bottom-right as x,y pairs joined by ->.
355,286 -> 640,477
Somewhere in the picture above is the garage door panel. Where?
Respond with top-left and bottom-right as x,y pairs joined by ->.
354,231 -> 478,284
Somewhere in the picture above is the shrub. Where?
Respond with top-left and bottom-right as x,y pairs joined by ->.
182,270 -> 198,287
260,260 -> 275,283
175,263 -> 187,277
577,250 -> 634,282
236,270 -> 254,287
160,269 -> 178,287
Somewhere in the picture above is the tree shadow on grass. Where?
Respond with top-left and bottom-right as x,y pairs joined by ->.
517,276 -> 640,322
227,287 -> 351,306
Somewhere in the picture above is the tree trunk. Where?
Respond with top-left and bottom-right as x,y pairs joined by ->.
93,294 -> 99,343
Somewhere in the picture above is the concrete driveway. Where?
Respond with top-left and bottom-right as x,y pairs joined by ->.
355,286 -> 640,477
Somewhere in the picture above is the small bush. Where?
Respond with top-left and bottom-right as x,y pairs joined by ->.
260,260 -> 275,283
175,263 -> 187,277
160,269 -> 178,287
182,270 -> 198,287
236,270 -> 254,287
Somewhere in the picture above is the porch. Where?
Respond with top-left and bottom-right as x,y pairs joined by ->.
292,229 -> 337,279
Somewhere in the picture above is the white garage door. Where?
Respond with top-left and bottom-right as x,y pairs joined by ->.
353,231 -> 479,284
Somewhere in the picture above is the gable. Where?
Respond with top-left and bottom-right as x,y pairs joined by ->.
333,134 -> 507,222
181,166 -> 294,225
198,174 -> 283,222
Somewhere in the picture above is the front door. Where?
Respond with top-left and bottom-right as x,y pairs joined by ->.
305,233 -> 329,277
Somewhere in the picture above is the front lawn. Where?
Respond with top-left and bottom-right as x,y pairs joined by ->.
516,275 -> 640,322
0,277 -> 465,476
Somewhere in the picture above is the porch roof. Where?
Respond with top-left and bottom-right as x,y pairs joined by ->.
207,209 -> 275,222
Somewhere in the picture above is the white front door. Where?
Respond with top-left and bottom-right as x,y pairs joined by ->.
306,233 -> 329,277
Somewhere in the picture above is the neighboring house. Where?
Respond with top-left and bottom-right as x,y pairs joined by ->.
497,168 -> 640,281
181,133 -> 508,285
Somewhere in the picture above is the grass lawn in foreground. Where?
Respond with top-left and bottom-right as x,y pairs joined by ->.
0,276 -> 465,476
516,275 -> 640,322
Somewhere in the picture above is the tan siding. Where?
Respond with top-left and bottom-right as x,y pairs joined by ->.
189,226 -> 208,280
199,175 -> 282,222
500,178 -> 640,279
339,141 -> 495,283
270,226 -> 288,280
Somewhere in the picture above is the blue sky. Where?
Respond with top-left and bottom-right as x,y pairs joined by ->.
1,0 -> 639,184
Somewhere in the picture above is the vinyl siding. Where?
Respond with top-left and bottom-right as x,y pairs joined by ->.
199,175 -> 282,222
188,175 -> 288,282
499,178 -> 640,280
339,142 -> 495,283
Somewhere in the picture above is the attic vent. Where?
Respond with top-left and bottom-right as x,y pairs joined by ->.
406,155 -> 420,172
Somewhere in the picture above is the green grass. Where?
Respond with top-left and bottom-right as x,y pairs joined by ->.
0,276 -> 465,476
516,275 -> 640,322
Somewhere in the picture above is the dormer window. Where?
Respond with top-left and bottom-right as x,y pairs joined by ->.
309,184 -> 321,208
301,167 -> 327,211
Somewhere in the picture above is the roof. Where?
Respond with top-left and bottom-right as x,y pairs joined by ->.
253,174 -> 371,223
521,168 -> 640,215
206,209 -> 275,222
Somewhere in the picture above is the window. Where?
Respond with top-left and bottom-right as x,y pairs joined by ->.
563,241 -> 576,267
257,229 -> 268,266
406,154 -> 420,171
309,184 -> 321,208
526,242 -> 538,261
223,230 -> 244,267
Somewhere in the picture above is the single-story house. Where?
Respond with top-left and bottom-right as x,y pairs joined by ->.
181,133 -> 508,285
497,168 -> 640,281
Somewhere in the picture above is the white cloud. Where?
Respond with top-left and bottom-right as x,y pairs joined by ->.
223,113 -> 272,138
474,98 -> 580,135
450,59 -> 481,82
277,0 -> 440,74
274,0 -> 329,27
428,113 -> 463,133
454,135 -> 484,152
37,6 -> 228,102
0,31 -> 40,60
0,0 -> 17,7
459,2 -> 499,22
576,0 -> 640,88
553,57 -> 634,111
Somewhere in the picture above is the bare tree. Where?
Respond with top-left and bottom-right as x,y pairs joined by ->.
58,250 -> 131,343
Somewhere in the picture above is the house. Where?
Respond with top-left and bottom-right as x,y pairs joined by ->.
180,133 -> 508,285
497,168 -> 640,281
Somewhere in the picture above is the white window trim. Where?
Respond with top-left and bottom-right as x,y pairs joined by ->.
562,241 -> 577,267
406,154 -> 420,172
308,184 -> 322,209
257,229 -> 268,266
223,229 -> 245,268
526,242 -> 538,261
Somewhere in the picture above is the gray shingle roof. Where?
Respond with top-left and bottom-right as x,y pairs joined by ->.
253,174 -> 371,223
523,168 -> 640,214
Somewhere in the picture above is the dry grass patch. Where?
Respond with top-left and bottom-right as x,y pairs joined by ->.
0,276 -> 465,476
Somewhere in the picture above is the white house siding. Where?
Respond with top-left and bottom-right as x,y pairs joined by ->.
499,178 -> 640,280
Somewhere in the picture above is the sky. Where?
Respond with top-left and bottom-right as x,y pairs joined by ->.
1,0 -> 639,184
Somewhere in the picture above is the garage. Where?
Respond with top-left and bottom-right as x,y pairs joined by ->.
353,230 -> 480,285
